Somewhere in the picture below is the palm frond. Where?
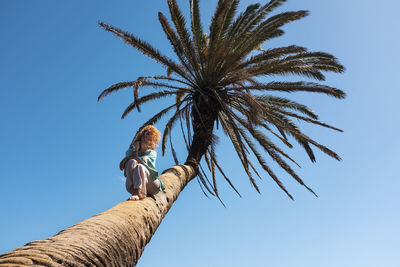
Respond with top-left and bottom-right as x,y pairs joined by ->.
220,0 -> 240,38
228,3 -> 260,40
267,109 -> 341,161
122,90 -> 177,119
170,133 -> 179,165
98,81 -> 136,101
98,22 -> 194,85
158,12 -> 197,79
256,95 -> 318,119
224,11 -> 309,72
208,134 -> 223,203
196,176 -> 211,198
190,0 -> 206,55
161,104 -> 189,155
209,0 -> 233,52
204,149 -> 212,172
219,113 -> 260,193
178,111 -> 191,150
260,123 -> 293,148
167,0 -> 202,81
228,0 -> 286,49
248,127 -> 316,196
151,75 -> 194,87
230,107 -> 301,167
227,81 -> 345,99
200,162 -> 226,207
137,102 -> 179,133
232,45 -> 308,72
239,127 -> 294,199
278,109 -> 343,132
207,147 -> 242,197
197,168 -> 216,196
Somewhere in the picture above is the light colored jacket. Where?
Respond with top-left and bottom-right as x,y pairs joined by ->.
125,148 -> 165,191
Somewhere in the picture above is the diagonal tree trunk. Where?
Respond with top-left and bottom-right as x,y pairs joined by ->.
0,165 -> 196,267
186,93 -> 219,168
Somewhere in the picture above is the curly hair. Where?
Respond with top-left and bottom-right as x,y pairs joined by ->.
137,125 -> 161,151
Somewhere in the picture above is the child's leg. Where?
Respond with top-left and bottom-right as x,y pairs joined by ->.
125,159 -> 138,195
146,178 -> 161,196
133,164 -> 149,197
125,159 -> 149,200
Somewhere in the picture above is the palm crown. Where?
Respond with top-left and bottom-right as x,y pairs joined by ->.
98,0 -> 345,201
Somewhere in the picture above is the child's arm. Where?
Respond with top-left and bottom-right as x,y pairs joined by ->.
119,141 -> 141,170
119,157 -> 129,170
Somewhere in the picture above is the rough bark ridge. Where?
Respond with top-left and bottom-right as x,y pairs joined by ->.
0,165 -> 196,267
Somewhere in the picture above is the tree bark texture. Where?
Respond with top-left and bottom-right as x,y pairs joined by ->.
0,165 -> 196,267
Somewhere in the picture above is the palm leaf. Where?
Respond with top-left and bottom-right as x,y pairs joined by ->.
228,4 -> 260,40
197,169 -> 216,196
167,0 -> 202,81
219,113 -> 260,193
239,127 -> 294,199
190,0 -> 206,54
170,133 -> 179,165
227,81 -> 345,99
158,12 -> 197,79
161,104 -> 189,155
248,127 -> 316,196
98,22 -> 194,85
122,90 -> 177,119
232,45 -> 308,72
277,109 -> 343,132
256,95 -> 318,119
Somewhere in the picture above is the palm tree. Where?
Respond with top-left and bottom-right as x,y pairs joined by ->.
97,0 -> 344,201
0,0 -> 344,266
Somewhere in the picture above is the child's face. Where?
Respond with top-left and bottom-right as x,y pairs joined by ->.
141,130 -> 151,143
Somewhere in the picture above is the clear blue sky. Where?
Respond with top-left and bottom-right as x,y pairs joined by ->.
1,0 -> 399,266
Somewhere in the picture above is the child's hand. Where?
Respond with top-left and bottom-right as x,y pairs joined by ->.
119,158 -> 128,171
134,141 -> 141,156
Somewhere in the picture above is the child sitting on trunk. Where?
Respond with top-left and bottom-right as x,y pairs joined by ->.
119,125 -> 165,201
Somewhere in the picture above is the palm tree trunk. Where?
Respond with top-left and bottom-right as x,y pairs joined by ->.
0,165 -> 196,267
186,93 -> 219,168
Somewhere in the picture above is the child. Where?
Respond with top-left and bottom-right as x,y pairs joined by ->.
119,125 -> 165,200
